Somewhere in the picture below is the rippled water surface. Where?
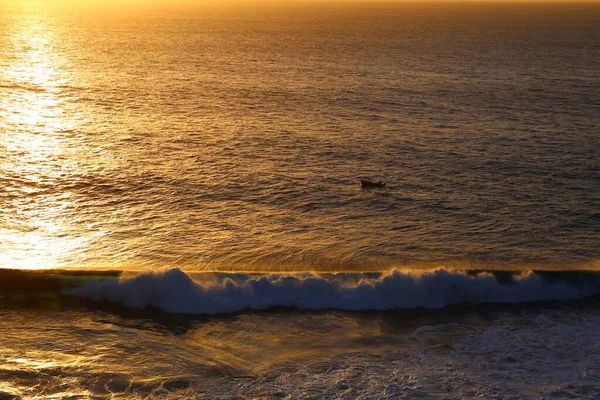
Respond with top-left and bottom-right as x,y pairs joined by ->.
2,1 -> 599,271
2,291 -> 600,399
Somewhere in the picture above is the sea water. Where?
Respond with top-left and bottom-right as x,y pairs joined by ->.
1,1 -> 599,398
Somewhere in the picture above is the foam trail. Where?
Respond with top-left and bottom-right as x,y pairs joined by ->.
65,269 -> 600,315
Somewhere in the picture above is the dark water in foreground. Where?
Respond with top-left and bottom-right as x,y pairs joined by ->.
0,268 -> 599,398
1,2 -> 599,271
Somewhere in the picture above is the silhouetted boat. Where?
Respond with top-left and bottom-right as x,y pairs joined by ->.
360,180 -> 386,189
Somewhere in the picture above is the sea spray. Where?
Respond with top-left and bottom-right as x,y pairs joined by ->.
65,269 -> 600,315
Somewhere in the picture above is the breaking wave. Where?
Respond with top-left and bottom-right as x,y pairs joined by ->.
64,268 -> 600,315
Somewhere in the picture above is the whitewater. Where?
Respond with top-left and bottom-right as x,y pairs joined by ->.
66,268 -> 600,314
1,267 -> 600,398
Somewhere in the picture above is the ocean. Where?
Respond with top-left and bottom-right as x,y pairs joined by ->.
1,0 -> 599,398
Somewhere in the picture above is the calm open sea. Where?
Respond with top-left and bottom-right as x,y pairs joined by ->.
1,1 -> 599,398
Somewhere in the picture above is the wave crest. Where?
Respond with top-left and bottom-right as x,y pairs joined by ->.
64,268 -> 600,315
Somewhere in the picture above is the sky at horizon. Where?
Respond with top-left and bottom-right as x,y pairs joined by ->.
4,0 -> 600,8
2,0 -> 598,17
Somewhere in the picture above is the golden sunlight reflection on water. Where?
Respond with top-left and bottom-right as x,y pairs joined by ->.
1,1 -> 599,273
0,6 -> 86,269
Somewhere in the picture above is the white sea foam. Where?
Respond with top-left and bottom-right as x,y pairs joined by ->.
65,268 -> 599,314
199,310 -> 600,399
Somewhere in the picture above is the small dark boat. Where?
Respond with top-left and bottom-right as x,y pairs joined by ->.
360,180 -> 386,189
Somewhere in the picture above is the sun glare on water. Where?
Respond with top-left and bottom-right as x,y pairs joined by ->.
0,4 -> 87,270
